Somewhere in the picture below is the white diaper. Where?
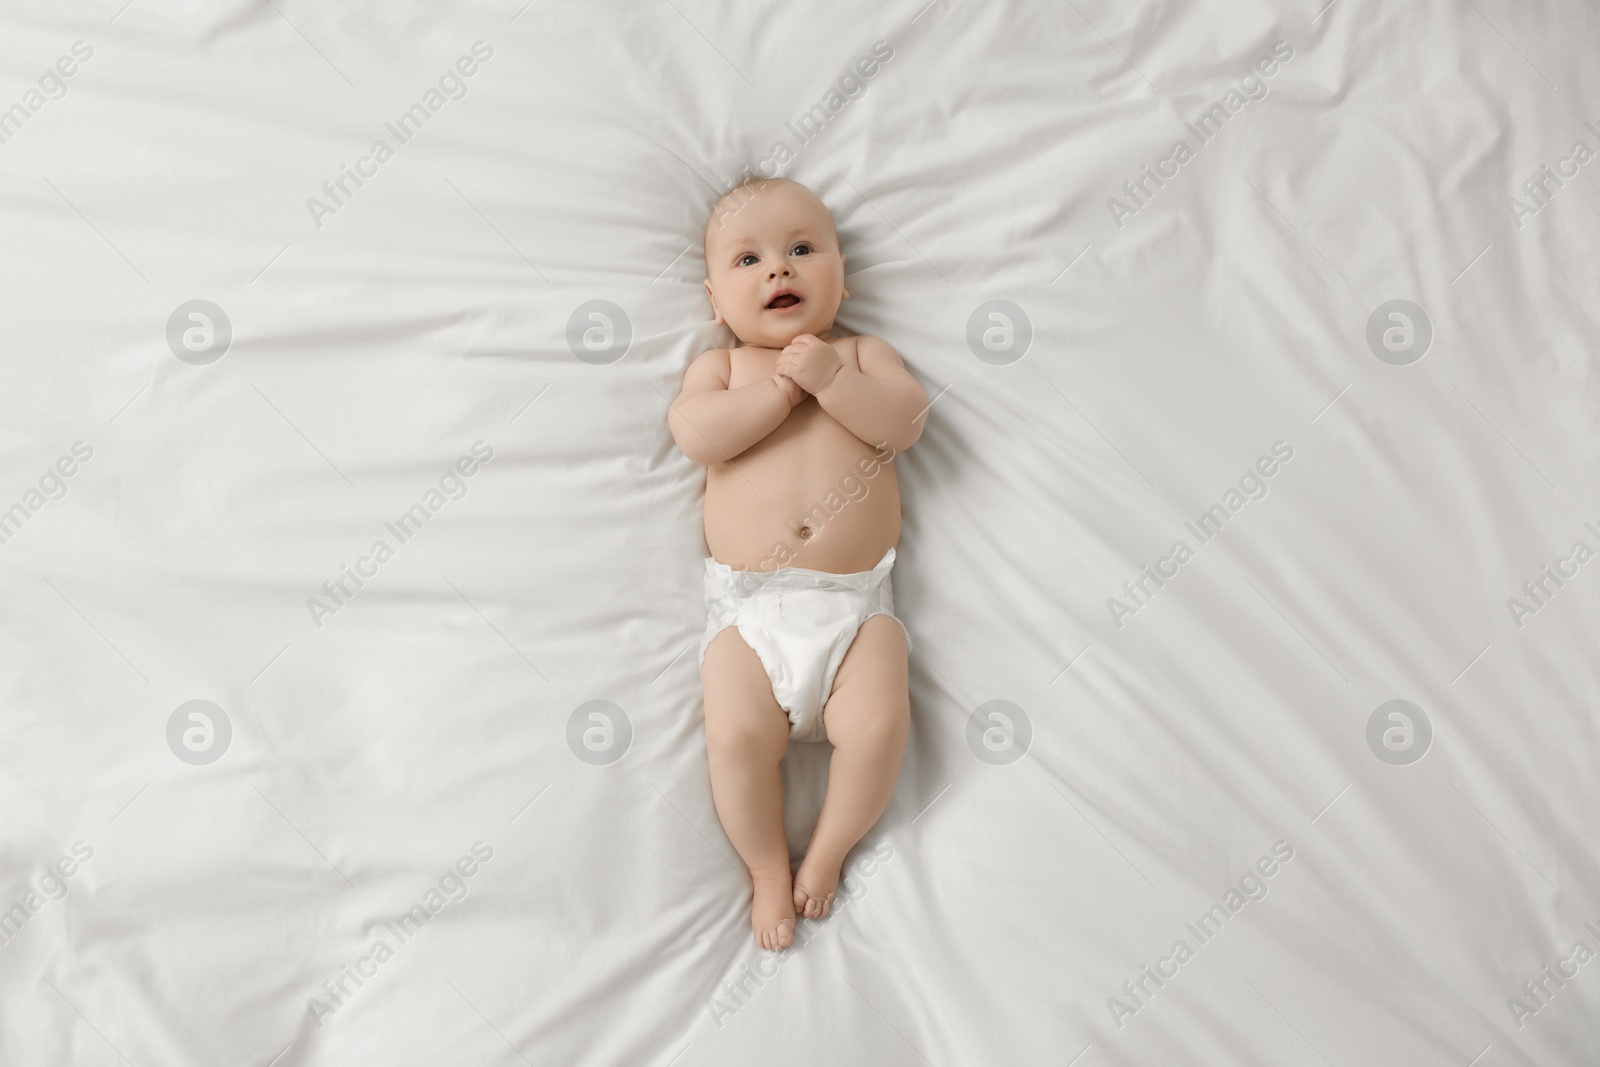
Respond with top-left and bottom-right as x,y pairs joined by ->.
699,547 -> 902,743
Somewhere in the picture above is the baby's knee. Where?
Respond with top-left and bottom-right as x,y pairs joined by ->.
706,710 -> 788,762
827,696 -> 908,750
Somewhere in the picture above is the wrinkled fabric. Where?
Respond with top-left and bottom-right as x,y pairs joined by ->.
4,1 -> 1600,1064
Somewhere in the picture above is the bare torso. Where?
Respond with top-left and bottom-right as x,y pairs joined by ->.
704,336 -> 901,574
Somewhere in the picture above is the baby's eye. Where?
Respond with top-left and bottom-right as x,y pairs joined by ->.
791,243 -> 813,256
737,253 -> 759,267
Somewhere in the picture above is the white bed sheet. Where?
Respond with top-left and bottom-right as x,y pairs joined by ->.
2,0 -> 1598,1063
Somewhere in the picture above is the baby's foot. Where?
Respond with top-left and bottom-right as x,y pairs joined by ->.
792,849 -> 843,920
750,864 -> 796,951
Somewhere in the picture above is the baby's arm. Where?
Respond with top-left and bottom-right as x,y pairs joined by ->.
668,349 -> 801,465
813,335 -> 929,452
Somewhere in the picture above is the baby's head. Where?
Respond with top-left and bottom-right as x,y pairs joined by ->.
703,177 -> 847,349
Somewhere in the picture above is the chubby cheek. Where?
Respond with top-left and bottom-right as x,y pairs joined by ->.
745,278 -> 769,309
805,260 -> 842,295
714,278 -> 753,319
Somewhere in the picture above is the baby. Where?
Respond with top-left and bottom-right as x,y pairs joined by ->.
668,177 -> 929,949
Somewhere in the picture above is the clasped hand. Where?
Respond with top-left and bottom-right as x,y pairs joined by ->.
772,334 -> 842,405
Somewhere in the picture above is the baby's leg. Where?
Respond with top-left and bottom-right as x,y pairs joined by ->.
794,614 -> 909,919
702,626 -> 796,950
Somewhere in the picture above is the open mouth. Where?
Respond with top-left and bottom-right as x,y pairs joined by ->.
765,291 -> 802,310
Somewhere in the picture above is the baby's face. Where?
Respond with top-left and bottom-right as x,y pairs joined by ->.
703,181 -> 845,349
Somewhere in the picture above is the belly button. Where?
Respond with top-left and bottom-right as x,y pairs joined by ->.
799,525 -> 812,539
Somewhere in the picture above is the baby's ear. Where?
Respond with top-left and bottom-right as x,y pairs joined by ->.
703,279 -> 723,325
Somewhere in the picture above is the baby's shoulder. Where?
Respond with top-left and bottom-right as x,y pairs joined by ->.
834,332 -> 888,349
834,333 -> 895,362
692,345 -> 733,371
680,346 -> 734,392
